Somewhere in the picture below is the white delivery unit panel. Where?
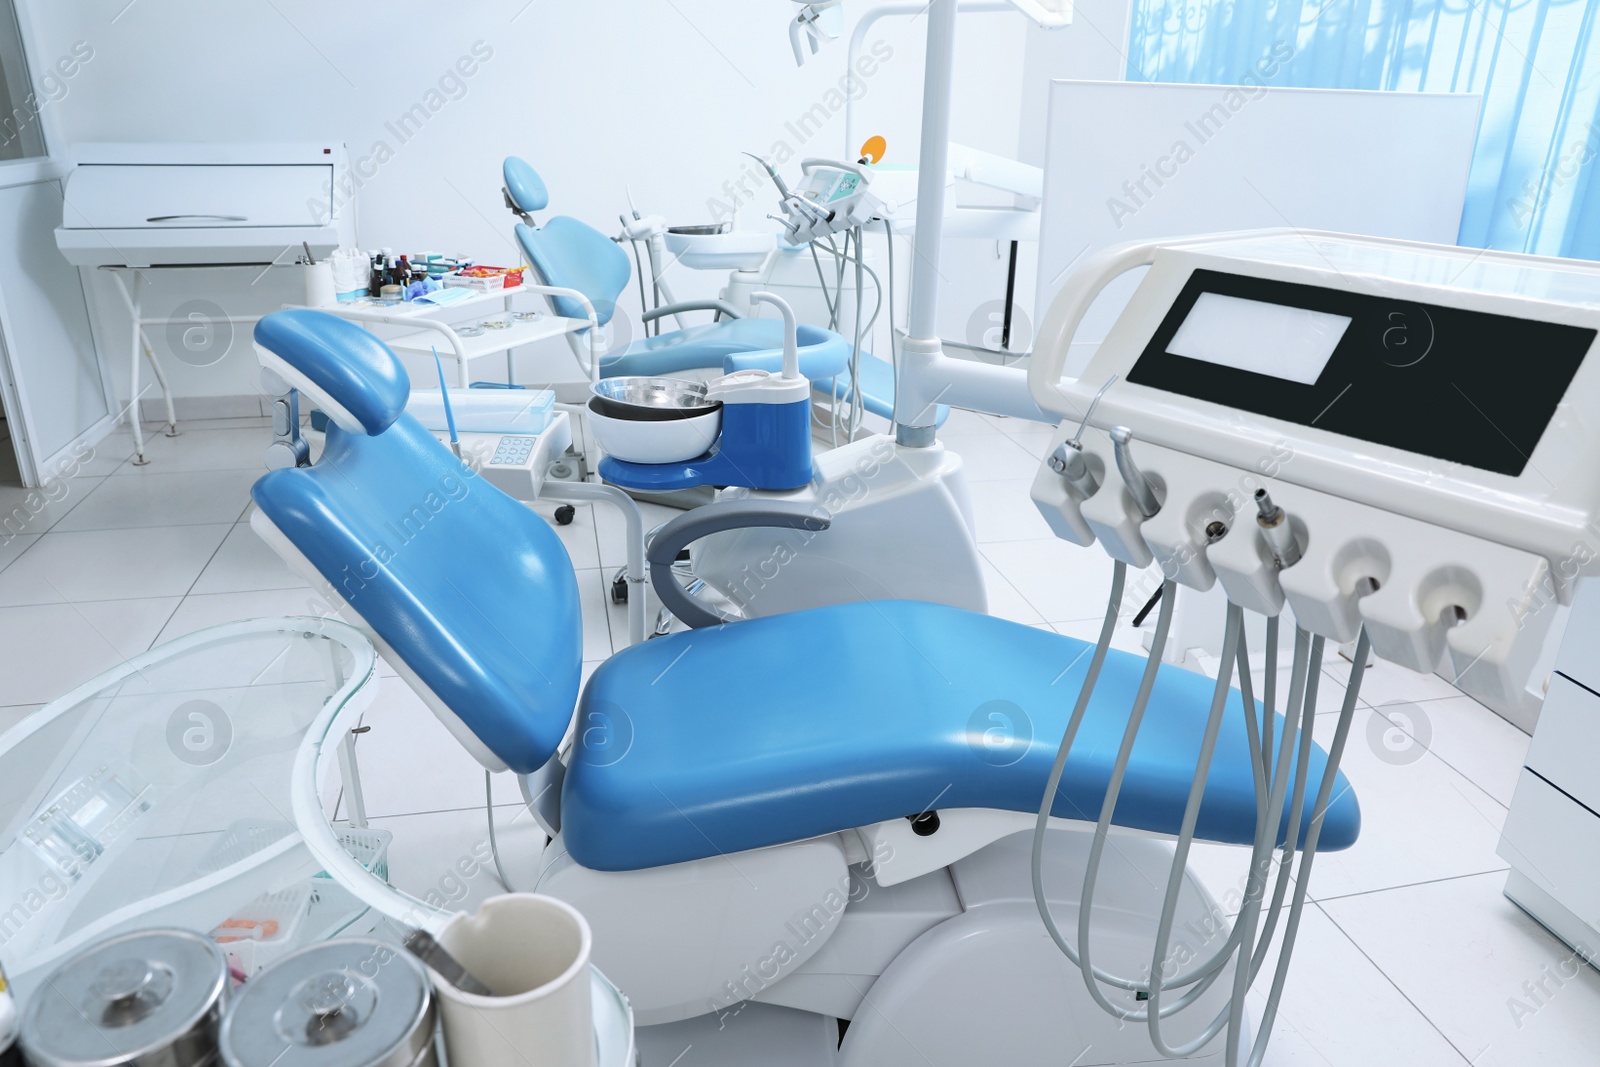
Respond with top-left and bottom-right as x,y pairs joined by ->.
55,143 -> 346,267
1028,229 -> 1600,711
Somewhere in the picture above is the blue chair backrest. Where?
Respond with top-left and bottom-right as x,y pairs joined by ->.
250,311 -> 582,774
516,218 -> 631,328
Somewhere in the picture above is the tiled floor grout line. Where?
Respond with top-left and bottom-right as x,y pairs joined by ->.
1313,899 -> 1480,1065
1310,866 -> 1513,906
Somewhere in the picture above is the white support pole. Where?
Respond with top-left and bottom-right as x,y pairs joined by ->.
906,0 -> 960,345
893,0 -> 963,443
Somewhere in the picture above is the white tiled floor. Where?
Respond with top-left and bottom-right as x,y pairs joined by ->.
2,412 -> 1596,1064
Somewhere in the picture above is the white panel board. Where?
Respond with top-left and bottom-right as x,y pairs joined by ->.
1036,81 -> 1480,376
0,179 -> 110,471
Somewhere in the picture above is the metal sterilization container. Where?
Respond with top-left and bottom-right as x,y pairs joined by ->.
18,928 -> 229,1067
218,940 -> 436,1067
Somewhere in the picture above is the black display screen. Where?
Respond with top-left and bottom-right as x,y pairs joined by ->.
1126,270 -> 1597,477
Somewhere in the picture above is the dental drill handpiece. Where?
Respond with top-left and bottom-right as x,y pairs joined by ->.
743,151 -> 793,200
1111,426 -> 1161,519
1255,488 -> 1303,568
1047,375 -> 1118,498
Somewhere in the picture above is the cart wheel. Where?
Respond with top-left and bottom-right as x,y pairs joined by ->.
554,504 -> 576,526
611,575 -> 629,604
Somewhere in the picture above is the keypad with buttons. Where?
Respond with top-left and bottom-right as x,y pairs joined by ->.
491,436 -> 538,466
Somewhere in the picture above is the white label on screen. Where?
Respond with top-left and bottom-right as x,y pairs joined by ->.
1167,293 -> 1351,385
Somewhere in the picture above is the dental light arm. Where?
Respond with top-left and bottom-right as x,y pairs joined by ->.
789,0 -> 844,66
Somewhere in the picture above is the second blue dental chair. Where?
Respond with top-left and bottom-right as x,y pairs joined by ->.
503,156 -> 852,383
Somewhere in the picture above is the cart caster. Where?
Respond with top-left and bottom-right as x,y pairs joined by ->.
554,504 -> 576,526
611,574 -> 629,605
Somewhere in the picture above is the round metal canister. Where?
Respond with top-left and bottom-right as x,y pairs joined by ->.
19,928 -> 228,1067
218,940 -> 435,1067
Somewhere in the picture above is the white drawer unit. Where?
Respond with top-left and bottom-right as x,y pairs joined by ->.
1555,575 -> 1600,694
1502,583 -> 1600,962
1500,769 -> 1600,959
1525,673 -> 1600,813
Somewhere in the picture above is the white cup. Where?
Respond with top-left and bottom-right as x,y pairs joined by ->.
303,260 -> 338,307
430,894 -> 596,1067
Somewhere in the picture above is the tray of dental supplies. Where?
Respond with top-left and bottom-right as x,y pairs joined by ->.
442,265 -> 526,292
340,251 -> 525,304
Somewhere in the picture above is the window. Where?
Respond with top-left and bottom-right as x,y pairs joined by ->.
1126,0 -> 1600,262
0,0 -> 45,161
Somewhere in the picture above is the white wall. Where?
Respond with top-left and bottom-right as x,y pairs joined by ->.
21,0 -> 1049,403
957,0 -> 1131,356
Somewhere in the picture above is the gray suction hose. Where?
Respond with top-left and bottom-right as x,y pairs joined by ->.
646,500 -> 831,629
1031,572 -> 1372,1066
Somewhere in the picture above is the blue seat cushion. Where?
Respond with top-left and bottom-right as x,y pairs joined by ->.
251,415 -> 582,774
604,320 -> 850,381
562,601 -> 1360,872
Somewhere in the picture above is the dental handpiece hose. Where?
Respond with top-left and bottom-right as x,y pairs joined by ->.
1032,564 -> 1373,1065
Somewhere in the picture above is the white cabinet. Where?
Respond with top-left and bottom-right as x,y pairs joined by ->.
1501,582 -> 1600,961
0,175 -> 109,483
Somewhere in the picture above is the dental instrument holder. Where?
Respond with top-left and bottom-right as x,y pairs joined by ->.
1027,229 -> 1600,714
598,294 -> 813,493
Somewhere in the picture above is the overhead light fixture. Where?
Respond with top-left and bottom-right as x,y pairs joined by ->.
789,0 -> 845,66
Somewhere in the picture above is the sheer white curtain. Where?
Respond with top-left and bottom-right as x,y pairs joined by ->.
1126,0 -> 1600,259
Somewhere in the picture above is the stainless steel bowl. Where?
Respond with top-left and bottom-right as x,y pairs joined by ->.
591,377 -> 720,422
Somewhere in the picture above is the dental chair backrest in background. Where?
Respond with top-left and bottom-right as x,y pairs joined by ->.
502,156 -> 855,386
504,156 -> 632,329
249,310 -> 582,774
516,218 -> 632,329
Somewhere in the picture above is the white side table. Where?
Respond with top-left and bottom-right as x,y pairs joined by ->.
312,281 -> 602,389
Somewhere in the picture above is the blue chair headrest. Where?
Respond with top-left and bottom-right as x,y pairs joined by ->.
254,310 -> 410,435
503,156 -> 549,214
515,219 -> 631,328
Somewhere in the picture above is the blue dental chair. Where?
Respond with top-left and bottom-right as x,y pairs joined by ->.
503,156 -> 853,383
248,309 -> 1361,1056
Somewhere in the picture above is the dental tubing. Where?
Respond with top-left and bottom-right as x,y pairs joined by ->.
1032,561 -> 1371,1066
